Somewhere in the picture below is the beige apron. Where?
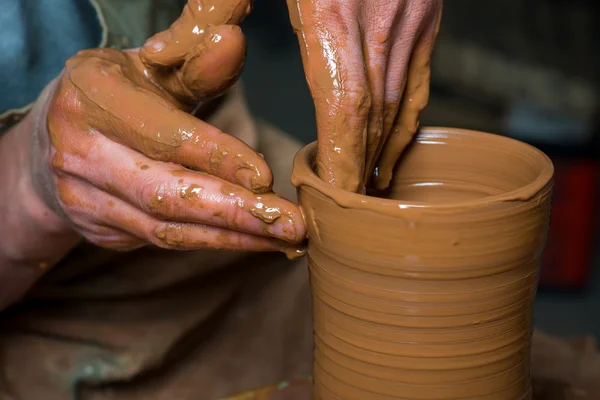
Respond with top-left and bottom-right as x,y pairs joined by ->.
0,86 -> 313,400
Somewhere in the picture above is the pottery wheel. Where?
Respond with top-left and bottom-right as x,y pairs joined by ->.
224,377 -> 583,400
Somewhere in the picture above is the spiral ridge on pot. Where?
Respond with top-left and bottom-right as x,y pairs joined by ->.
309,242 -> 540,400
292,129 -> 554,400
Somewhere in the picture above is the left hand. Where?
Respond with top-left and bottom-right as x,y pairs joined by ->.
286,0 -> 442,192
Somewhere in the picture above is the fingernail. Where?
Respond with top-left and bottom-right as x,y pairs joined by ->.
251,174 -> 272,193
234,168 -> 255,191
374,168 -> 393,191
235,168 -> 270,193
143,36 -> 166,53
265,217 -> 302,243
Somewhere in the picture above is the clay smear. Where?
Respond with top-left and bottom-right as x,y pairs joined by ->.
286,0 -> 442,193
293,127 -> 553,400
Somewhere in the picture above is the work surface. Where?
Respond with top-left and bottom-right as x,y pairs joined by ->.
225,378 -> 583,400
225,330 -> 600,400
226,379 -> 311,400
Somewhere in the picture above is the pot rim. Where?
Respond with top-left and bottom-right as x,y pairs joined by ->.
292,126 -> 554,211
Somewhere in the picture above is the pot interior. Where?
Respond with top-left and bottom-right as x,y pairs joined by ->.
378,129 -> 550,205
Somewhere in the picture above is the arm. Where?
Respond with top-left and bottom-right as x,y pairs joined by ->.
0,87 -> 80,308
0,0 -> 306,310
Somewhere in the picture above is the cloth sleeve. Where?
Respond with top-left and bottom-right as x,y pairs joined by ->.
0,0 -> 103,132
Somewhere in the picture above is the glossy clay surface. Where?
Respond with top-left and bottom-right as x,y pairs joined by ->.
292,127 -> 554,400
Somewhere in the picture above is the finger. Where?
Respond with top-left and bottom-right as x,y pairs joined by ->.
359,2 -> 408,189
85,230 -> 146,251
59,133 -> 305,243
383,2 -> 435,133
287,0 -> 370,193
363,2 -> 420,185
373,6 -> 442,191
141,24 -> 247,104
67,57 -> 273,193
54,178 -> 146,251
181,25 -> 246,100
58,176 -> 304,257
141,0 -> 252,67
139,0 -> 252,104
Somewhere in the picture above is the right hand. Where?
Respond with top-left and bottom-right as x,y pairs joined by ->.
286,0 -> 442,192
25,0 -> 306,256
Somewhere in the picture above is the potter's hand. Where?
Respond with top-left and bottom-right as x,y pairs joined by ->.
286,0 -> 442,192
27,0 -> 305,255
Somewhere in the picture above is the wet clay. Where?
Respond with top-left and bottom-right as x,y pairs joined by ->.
370,17 -> 442,192
140,0 -> 252,103
54,0 -> 264,193
286,0 -> 368,193
286,1 -> 442,193
45,0 -> 309,255
292,127 -> 553,399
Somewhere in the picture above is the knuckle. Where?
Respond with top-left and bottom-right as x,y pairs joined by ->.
56,179 -> 96,216
332,84 -> 372,116
50,81 -> 84,118
49,150 -> 84,180
406,0 -> 432,21
222,205 -> 243,230
65,49 -> 103,70
140,182 -> 179,219
352,85 -> 372,110
55,179 -> 74,207
68,54 -> 123,100
140,182 -> 165,214
314,82 -> 371,114
50,151 -> 65,173
318,0 -> 350,24
151,222 -> 187,249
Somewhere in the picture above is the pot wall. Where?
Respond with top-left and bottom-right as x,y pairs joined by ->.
293,127 -> 554,400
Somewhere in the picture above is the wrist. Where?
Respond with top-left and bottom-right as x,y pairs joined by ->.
0,109 -> 80,269
7,171 -> 80,267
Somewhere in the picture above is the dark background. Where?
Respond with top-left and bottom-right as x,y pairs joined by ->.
240,0 -> 600,338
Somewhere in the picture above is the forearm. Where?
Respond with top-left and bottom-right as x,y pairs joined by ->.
0,111 -> 80,309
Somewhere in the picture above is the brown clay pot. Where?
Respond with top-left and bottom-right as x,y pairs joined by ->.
292,127 -> 554,400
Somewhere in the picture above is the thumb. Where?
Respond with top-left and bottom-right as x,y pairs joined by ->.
138,0 -> 252,104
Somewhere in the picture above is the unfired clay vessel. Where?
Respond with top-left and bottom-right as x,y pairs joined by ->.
292,127 -> 554,400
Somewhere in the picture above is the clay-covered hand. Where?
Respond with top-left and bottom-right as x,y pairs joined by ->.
286,0 -> 442,192
27,0 -> 305,255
